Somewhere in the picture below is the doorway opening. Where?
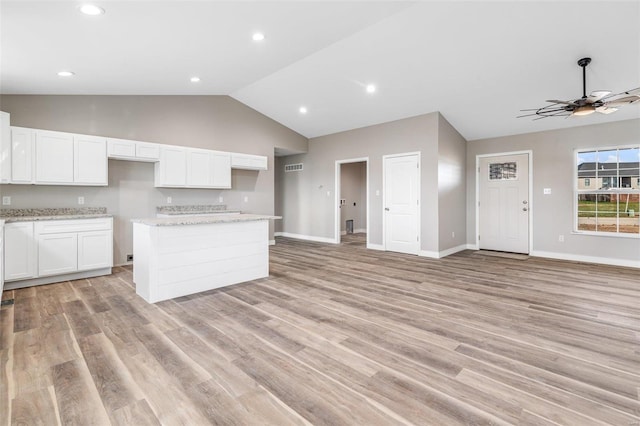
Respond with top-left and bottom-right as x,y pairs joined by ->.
335,158 -> 368,246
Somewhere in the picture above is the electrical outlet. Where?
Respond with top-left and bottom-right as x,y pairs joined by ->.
544,188 -> 552,195
326,191 -> 331,197
126,254 -> 134,262
558,234 -> 564,242
2,196 -> 10,205
167,196 -> 172,204
451,231 -> 455,239
78,196 -> 85,205
218,196 -> 223,203
243,196 -> 249,203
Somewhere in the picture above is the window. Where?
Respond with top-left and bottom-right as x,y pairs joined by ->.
576,146 -> 639,236
489,162 -> 517,180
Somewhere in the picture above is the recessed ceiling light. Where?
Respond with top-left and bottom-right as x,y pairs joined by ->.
299,106 -> 307,114
57,71 -> 75,77
366,84 -> 376,94
252,33 -> 265,41
79,4 -> 105,15
190,76 -> 201,83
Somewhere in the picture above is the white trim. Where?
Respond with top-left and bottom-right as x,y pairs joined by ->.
4,268 -> 112,290
382,151 -> 421,255
275,232 -> 337,244
269,239 -> 275,246
366,243 -> 384,251
419,244 -> 468,259
114,262 -> 132,267
475,150 -> 533,254
531,250 -> 640,269
335,157 -> 369,246
466,243 -> 479,250
354,228 -> 367,234
274,232 -> 284,237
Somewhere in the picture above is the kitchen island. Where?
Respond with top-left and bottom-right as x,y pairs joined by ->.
131,214 -> 280,303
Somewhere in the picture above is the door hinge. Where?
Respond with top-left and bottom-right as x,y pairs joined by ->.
478,167 -> 480,173
478,235 -> 481,240
417,236 -> 419,242
417,199 -> 419,205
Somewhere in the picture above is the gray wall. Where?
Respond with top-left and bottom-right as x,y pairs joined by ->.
340,161 -> 366,233
0,95 -> 308,264
438,114 -> 467,251
466,118 -> 640,263
278,112 -> 442,251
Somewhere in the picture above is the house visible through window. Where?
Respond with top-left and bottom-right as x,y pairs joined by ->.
576,146 -> 640,236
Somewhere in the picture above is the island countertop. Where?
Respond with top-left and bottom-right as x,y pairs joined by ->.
0,207 -> 112,223
132,213 -> 281,226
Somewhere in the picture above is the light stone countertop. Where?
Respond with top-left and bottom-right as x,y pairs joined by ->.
156,204 -> 236,215
132,213 -> 281,226
0,207 -> 112,223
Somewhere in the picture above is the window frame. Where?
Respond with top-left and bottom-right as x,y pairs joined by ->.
574,145 -> 639,238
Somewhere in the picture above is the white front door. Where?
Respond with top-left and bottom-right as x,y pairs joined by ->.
384,153 -> 419,255
479,153 -> 529,253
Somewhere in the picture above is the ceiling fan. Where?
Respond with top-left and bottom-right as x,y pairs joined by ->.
518,57 -> 640,120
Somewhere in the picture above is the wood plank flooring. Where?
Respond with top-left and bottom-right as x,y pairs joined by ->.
1,234 -> 640,425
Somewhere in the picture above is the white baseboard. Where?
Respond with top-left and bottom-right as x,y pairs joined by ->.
530,250 -> 640,269
269,239 -> 275,246
438,244 -> 468,258
366,243 -> 384,251
340,230 -> 346,235
275,232 -> 337,244
419,250 -> 440,258
466,243 -> 479,250
355,228 -> 367,234
114,262 -> 133,267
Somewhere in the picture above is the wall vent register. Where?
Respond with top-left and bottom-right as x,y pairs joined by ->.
285,163 -> 303,172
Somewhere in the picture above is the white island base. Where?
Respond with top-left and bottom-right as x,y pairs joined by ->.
133,217 -> 272,303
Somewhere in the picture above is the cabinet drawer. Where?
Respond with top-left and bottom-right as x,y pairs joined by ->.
35,218 -> 112,234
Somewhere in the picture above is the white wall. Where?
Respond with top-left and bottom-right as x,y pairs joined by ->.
467,118 -> 640,267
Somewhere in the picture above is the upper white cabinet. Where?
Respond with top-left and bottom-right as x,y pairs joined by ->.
74,135 -> 107,184
155,145 -> 187,187
231,153 -> 268,171
35,130 -> 74,184
0,111 -> 10,183
185,149 -> 231,188
107,138 -> 159,162
10,127 -> 34,184
34,130 -> 107,186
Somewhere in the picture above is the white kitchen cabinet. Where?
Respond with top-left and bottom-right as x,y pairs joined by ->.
0,111 -> 10,183
74,135 -> 107,185
10,127 -> 34,184
211,151 -> 231,188
78,230 -> 113,270
187,148 -> 212,187
38,233 -> 78,276
4,222 -> 36,281
155,145 -> 187,187
231,153 -> 268,171
0,222 -> 4,296
107,138 -> 160,162
35,130 -> 74,184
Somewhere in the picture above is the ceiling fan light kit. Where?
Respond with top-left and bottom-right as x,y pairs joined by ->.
518,57 -> 640,120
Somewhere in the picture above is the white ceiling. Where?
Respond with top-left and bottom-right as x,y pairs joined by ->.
2,1 -> 639,141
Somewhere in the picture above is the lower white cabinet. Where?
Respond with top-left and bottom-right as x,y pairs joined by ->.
38,233 -> 78,276
4,218 -> 113,283
4,222 -> 37,281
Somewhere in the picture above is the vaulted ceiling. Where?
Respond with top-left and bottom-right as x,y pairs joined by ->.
2,1 -> 639,141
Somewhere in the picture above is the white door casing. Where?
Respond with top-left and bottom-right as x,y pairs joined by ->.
383,153 -> 420,255
478,153 -> 530,254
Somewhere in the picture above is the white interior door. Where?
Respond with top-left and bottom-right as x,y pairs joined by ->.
479,153 -> 529,253
384,154 -> 419,255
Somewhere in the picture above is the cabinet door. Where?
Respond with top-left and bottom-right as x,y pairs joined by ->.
107,138 -> 136,159
78,230 -> 113,271
187,149 -> 212,187
0,111 -> 10,183
74,135 -> 107,185
211,152 -> 231,188
136,142 -> 160,160
38,233 -> 78,276
10,127 -> 34,184
155,146 -> 186,187
35,131 -> 74,184
4,222 -> 36,281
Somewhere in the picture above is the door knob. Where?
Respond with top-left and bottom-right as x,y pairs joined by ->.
523,200 -> 528,204
523,207 -> 528,211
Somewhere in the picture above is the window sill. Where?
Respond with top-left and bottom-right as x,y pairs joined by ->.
572,230 -> 640,239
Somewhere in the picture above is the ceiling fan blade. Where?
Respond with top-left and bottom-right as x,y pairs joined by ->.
604,95 -> 640,107
600,87 -> 640,101
545,99 -> 576,105
586,90 -> 611,102
596,106 -> 618,114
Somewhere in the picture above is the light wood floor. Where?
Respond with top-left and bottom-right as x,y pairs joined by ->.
1,237 -> 640,425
